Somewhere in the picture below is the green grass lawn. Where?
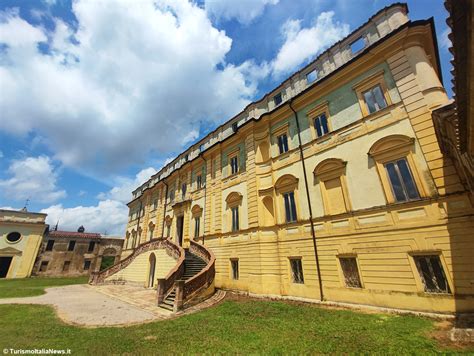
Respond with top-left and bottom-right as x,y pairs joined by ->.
0,298 -> 468,354
0,277 -> 88,298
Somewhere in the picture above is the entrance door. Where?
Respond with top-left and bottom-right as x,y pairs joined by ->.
0,257 -> 13,278
176,215 -> 184,246
148,253 -> 156,288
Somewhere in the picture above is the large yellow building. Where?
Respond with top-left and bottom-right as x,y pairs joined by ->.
94,3 -> 474,314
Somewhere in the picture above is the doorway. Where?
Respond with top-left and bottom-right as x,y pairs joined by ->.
176,215 -> 184,246
148,253 -> 156,288
0,257 -> 13,278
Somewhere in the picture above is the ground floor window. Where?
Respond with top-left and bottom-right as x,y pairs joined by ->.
413,255 -> 451,294
39,261 -> 48,272
63,261 -> 71,272
339,257 -> 362,288
231,259 -> 239,280
83,260 -> 91,271
290,258 -> 304,284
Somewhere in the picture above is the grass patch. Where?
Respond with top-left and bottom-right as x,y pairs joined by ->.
0,277 -> 88,298
0,299 -> 469,354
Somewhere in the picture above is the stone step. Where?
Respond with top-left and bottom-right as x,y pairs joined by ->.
159,303 -> 173,311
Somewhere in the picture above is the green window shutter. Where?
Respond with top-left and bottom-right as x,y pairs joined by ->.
201,165 -> 206,184
222,154 -> 228,177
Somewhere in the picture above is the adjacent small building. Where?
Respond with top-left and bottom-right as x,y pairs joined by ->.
0,209 -> 47,279
33,226 -> 123,277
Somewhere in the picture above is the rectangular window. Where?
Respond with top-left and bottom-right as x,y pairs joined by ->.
166,225 -> 171,238
83,260 -> 91,271
39,261 -> 48,272
340,257 -> 362,288
314,113 -> 330,137
277,133 -> 289,154
384,159 -> 420,202
306,70 -> 318,84
194,217 -> 200,238
232,122 -> 238,132
184,154 -> 189,162
283,192 -> 297,223
290,258 -> 304,284
181,183 -> 187,199
68,241 -> 76,251
231,259 -> 239,280
363,85 -> 387,114
199,144 -> 205,152
414,255 -> 451,294
153,199 -> 158,210
231,206 -> 239,232
45,240 -> 54,251
197,174 -> 202,189
350,37 -> 365,54
230,155 -> 239,175
88,241 -> 95,253
63,261 -> 71,272
273,92 -> 282,106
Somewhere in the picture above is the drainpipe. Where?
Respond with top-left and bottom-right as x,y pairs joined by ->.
200,155 -> 207,246
161,181 -> 169,239
288,99 -> 324,301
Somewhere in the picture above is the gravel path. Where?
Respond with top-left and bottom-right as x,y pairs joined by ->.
0,284 -> 163,327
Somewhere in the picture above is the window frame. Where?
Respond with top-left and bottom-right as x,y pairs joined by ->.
283,191 -> 298,223
289,257 -> 304,284
39,261 -> 48,272
353,70 -> 392,117
194,216 -> 200,238
277,133 -> 289,155
273,92 -> 282,106
196,174 -> 202,190
307,101 -> 332,140
338,255 -> 363,289
88,241 -> 95,253
45,240 -> 55,251
384,158 -> 420,203
368,135 -> 427,204
231,206 -> 239,232
229,154 -> 239,176
408,251 -> 453,295
63,260 -> 71,272
67,241 -> 76,252
83,260 -> 91,271
230,259 -> 239,280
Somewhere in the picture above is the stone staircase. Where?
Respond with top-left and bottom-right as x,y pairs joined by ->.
159,250 -> 207,311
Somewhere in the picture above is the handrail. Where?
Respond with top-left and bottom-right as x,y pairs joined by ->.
89,238 -> 184,284
182,240 -> 215,303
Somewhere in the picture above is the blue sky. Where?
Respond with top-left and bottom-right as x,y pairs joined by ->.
0,0 -> 452,235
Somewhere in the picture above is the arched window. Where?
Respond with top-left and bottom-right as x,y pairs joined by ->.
165,215 -> 172,238
148,222 -> 155,240
368,135 -> 425,203
275,174 -> 299,224
191,204 -> 203,238
225,192 -> 243,233
314,158 -> 352,215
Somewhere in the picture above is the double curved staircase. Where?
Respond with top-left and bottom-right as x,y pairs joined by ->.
89,238 -> 215,313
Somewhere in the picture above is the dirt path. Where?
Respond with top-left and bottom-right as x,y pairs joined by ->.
0,284 -> 166,327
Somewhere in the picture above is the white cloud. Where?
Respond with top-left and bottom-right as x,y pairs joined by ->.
0,1 -> 262,177
206,0 -> 279,25
440,28 -> 451,50
271,11 -> 350,75
98,167 -> 157,204
0,156 -> 66,203
41,200 -> 128,236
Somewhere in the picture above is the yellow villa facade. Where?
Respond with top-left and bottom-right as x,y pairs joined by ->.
111,4 -> 473,314
0,209 -> 47,279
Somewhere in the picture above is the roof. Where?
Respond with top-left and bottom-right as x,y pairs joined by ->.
47,230 -> 101,240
